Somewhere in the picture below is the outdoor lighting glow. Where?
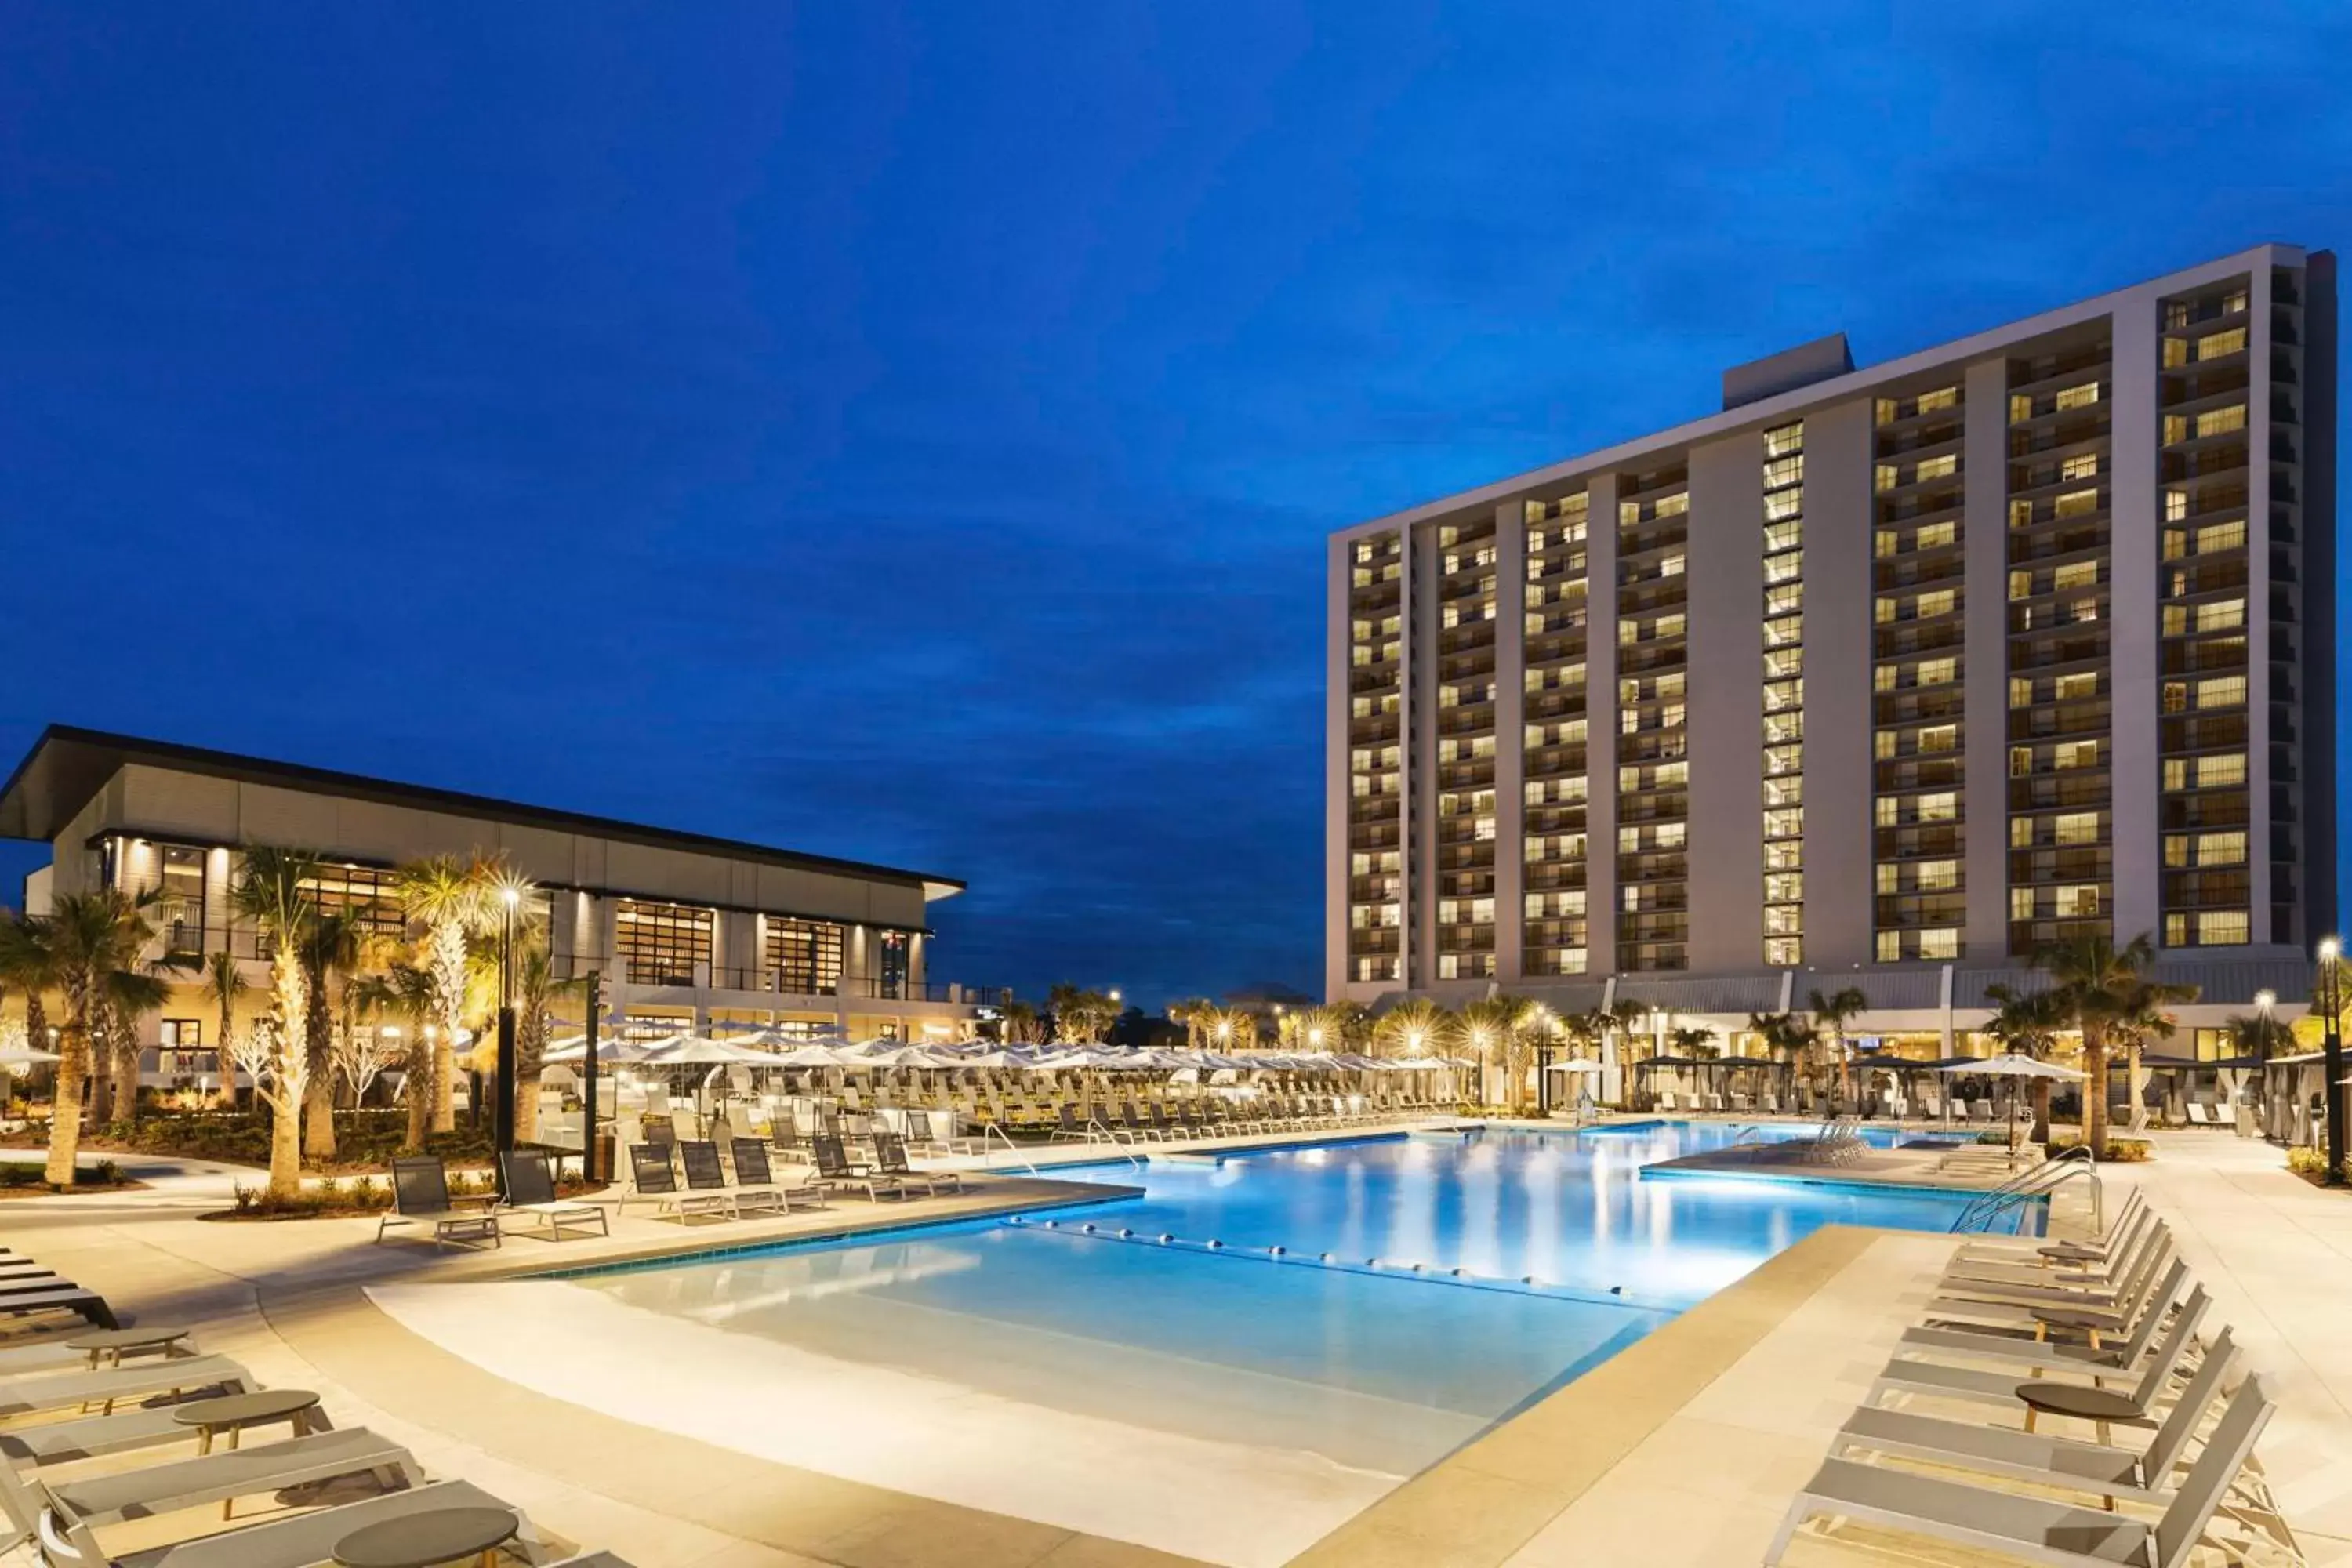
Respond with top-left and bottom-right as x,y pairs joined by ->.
1406,1029 -> 1425,1050
1308,1028 -> 1324,1045
502,884 -> 521,909
2323,937 -> 2342,963
2256,989 -> 2276,1011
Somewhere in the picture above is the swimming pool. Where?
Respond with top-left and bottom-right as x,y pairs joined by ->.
378,1121 -> 1996,1566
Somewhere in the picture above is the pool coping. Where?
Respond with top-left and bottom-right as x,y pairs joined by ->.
1283,1223 -> 1891,1568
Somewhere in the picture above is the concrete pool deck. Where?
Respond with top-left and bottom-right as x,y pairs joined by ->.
1,1125 -> 2342,1567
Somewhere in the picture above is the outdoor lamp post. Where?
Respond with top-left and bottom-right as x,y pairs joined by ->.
494,884 -> 520,1187
2321,938 -> 2344,1185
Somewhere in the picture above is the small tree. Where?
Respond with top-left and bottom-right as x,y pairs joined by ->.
329,1025 -> 402,1109
39,891 -> 166,1187
1806,985 -> 1867,1104
231,848 -> 321,1197
199,951 -> 247,1109
395,854 -> 503,1134
1371,997 -> 1449,1059
1981,982 -> 2066,1142
1454,995 -> 1537,1110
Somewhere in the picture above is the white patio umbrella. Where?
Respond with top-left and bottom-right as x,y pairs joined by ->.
1939,1054 -> 2082,1152
542,1034 -> 670,1065
770,1044 -> 853,1068
1544,1058 -> 1606,1073
0,1047 -> 63,1067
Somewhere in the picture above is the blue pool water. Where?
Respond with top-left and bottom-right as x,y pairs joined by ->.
579,1122 -> 1987,1475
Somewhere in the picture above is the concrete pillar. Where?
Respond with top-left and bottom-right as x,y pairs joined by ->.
2111,309 -> 2163,944
1686,430 -> 1764,973
1494,500 -> 1527,984
1584,474 -> 1621,977
1962,356 -> 2014,960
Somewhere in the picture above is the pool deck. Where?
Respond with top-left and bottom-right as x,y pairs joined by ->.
2,1123 -> 2345,1567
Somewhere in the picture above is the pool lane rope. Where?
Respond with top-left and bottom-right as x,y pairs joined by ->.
1000,1214 -> 1671,1312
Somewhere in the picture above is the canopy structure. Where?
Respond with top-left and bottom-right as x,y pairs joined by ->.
543,1034 -> 672,1065
1936,1053 -> 2082,1081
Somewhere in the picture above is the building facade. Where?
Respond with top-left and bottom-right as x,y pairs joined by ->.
1,728 -> 999,1080
1328,243 -> 2336,1033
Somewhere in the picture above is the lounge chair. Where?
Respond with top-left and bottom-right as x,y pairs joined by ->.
0,1356 -> 250,1420
812,1135 -> 910,1201
376,1156 -> 500,1250
1953,1189 -> 2148,1271
619,1144 -> 733,1225
0,1404 -> 222,1468
729,1138 -> 826,1213
1768,1373 -> 2273,1568
1896,1261 -> 2193,1379
496,1149 -> 610,1241
874,1132 -> 961,1196
35,1476 -> 548,1568
1940,1209 -> 2161,1296
0,1425 -> 419,1543
1833,1329 -> 2238,1508
1871,1287 -> 2209,1416
0,1286 -> 116,1330
1926,1232 -> 2176,1334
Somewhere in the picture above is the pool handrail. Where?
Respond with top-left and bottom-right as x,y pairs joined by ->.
1948,1144 -> 2100,1234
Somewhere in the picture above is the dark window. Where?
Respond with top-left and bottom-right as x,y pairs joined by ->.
615,901 -> 712,986
300,863 -> 405,938
763,919 -> 844,995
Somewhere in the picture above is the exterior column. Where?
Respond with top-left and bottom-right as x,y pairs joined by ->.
1493,501 -> 1527,984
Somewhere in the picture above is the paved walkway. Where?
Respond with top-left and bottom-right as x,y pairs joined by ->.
2,1123 -> 2346,1566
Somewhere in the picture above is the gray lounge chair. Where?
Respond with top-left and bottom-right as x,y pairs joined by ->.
1896,1260 -> 2191,1377
36,1476 -> 546,1568
496,1149 -> 610,1241
1871,1287 -> 2209,1415
812,1135 -> 909,1201
1769,1373 -> 2274,1568
874,1131 -> 961,1195
731,1139 -> 825,1213
0,1403 -> 215,1467
0,1355 -> 249,1419
376,1156 -> 500,1250
620,1143 -> 733,1224
1832,1330 -> 2238,1508
0,1285 -> 116,1330
1,1425 -> 419,1544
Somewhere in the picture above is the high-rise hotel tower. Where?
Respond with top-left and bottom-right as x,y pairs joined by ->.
1327,245 -> 2335,1021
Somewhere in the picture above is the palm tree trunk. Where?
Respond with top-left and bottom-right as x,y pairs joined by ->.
2031,1080 -> 2052,1143
404,1037 -> 432,1150
302,985 -> 337,1160
113,1024 -> 140,1127
2082,1029 -> 2109,1156
514,1067 -> 542,1143
42,1024 -> 88,1188
267,1082 -> 303,1197
2124,1040 -> 2147,1135
216,998 -> 234,1109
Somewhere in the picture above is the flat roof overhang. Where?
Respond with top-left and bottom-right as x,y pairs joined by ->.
0,725 -> 966,901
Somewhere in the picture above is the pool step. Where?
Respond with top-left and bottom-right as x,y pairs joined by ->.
997,1214 -> 1673,1313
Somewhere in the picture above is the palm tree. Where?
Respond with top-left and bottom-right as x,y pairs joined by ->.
1980,982 -> 2066,1141
1668,1024 -> 1719,1058
510,935 -> 586,1145
353,962 -> 437,1148
199,951 -> 247,1108
37,891 -> 165,1188
1454,995 -> 1538,1110
2108,978 -> 2198,1134
230,848 -> 321,1196
1294,1000 -> 1367,1053
296,908 -> 368,1160
1371,996 -> 1449,1058
394,855 -> 501,1134
1747,1011 -> 1818,1109
0,915 -> 58,1082
1806,985 -> 1867,1103
2034,932 -> 2190,1155
1166,998 -> 1214,1050
993,998 -> 1041,1046
2224,1009 -> 2293,1062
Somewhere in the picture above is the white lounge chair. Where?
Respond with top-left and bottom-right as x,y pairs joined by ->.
36,1476 -> 547,1568
2,1426 -> 419,1544
1896,1263 -> 2194,1381
1833,1329 -> 2238,1508
1769,1373 -> 2273,1568
1871,1287 -> 2208,1415
0,1356 -> 249,1419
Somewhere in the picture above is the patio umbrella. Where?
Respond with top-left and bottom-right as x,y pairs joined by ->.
1544,1058 -> 1605,1073
543,1034 -> 670,1065
0,1047 -> 63,1067
769,1044 -> 852,1068
1938,1054 -> 2082,1152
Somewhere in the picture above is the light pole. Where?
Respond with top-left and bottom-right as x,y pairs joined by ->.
581,971 -> 601,1184
494,884 -> 520,1189
2321,938 -> 2344,1185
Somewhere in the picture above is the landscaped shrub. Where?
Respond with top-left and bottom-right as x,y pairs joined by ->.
2286,1146 -> 2346,1180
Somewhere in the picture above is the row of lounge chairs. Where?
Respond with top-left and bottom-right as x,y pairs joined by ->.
0,1247 -> 119,1331
1769,1189 -> 2285,1566
1047,1094 -> 1392,1145
379,1130 -> 982,1251
0,1249 -> 632,1566
1659,1091 -> 2016,1123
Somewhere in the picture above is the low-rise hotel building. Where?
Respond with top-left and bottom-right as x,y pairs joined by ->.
1327,243 -> 2336,1041
0,727 -> 998,1078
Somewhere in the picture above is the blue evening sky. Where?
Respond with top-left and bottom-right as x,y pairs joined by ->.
2,4 -> 2347,1005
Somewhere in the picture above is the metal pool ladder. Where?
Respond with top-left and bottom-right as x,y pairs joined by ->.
982,1120 -> 1040,1177
1949,1145 -> 2101,1234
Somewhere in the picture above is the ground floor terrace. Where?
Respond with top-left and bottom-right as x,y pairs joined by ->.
1,1121 -> 2346,1567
